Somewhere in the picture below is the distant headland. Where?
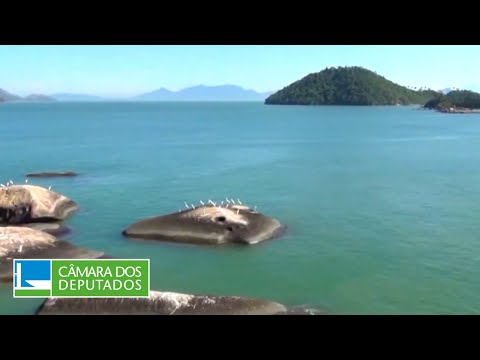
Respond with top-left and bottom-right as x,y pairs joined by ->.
0,88 -> 55,103
265,66 -> 480,113
50,93 -> 105,102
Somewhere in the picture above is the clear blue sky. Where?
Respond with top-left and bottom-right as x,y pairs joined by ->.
1,45 -> 479,98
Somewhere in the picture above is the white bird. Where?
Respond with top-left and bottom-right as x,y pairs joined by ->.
226,198 -> 230,204
254,205 -> 257,212
48,186 -> 51,190
19,245 -> 23,253
208,199 -> 214,205
231,199 -> 235,204
200,200 -> 205,205
9,180 -> 13,185
0,184 -> 5,187
184,202 -> 190,209
25,178 -> 28,183
220,201 -> 224,206
237,199 -> 242,205
191,204 -> 195,209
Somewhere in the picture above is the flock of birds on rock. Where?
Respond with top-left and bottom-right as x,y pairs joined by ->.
0,179 -> 52,191
0,180 -> 19,187
180,198 -> 258,215
1,179 -> 256,217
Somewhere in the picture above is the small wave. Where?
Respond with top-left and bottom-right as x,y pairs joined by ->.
376,136 -> 461,142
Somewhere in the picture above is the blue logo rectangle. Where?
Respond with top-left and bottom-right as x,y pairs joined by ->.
13,259 -> 52,297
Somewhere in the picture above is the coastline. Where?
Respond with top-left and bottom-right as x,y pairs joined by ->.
437,106 -> 477,114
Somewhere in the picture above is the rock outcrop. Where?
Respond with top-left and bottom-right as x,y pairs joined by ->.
0,185 -> 78,224
123,203 -> 286,245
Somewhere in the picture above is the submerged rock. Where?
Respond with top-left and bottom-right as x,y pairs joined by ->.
0,185 -> 78,224
25,171 -> 78,178
122,203 -> 286,245
0,226 -> 107,282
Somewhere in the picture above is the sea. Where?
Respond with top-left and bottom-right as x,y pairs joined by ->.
1,101 -> 479,314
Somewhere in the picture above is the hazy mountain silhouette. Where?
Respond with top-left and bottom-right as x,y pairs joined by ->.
51,93 -> 105,101
135,88 -> 175,101
0,88 -> 55,102
3,86 -> 273,102
135,85 -> 272,101
440,88 -> 455,94
0,88 -> 23,101
24,94 -> 56,102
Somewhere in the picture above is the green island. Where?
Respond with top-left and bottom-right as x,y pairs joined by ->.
265,66 -> 480,113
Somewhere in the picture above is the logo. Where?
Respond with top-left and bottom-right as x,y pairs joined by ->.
13,259 -> 150,298
14,259 -> 52,297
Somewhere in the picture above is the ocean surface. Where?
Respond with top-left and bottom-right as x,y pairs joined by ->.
1,102 -> 480,315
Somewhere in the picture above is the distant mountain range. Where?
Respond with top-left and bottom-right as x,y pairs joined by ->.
0,85 -> 273,103
135,85 -> 272,101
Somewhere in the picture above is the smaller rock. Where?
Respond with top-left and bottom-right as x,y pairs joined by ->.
25,171 -> 78,178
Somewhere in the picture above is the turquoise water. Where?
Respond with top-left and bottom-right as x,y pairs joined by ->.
1,102 -> 480,314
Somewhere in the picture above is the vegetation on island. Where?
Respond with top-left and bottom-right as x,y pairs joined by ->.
424,90 -> 480,112
265,66 -> 440,106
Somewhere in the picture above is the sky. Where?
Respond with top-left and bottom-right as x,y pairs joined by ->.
0,45 -> 479,98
